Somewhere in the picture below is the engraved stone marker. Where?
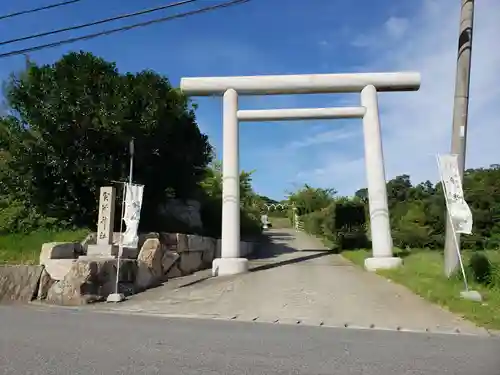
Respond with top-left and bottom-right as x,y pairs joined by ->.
84,186 -> 118,258
97,186 -> 116,245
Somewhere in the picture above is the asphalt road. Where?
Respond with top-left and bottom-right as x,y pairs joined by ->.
0,305 -> 499,375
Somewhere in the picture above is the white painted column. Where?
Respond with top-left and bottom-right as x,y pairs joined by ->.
361,85 -> 402,271
212,88 -> 249,276
221,88 -> 240,258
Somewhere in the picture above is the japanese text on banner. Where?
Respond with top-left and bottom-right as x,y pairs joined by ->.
437,154 -> 473,234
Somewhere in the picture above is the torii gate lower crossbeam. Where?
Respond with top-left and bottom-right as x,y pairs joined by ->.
180,72 -> 421,276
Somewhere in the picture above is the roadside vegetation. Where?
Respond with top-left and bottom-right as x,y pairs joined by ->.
0,230 -> 90,265
0,52 -> 265,264
343,249 -> 500,330
283,171 -> 500,330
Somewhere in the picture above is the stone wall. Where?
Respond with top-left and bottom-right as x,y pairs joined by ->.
0,232 -> 256,306
126,233 -> 255,291
0,265 -> 44,303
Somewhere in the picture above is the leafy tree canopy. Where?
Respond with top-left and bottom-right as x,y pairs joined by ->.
287,184 -> 337,215
289,165 -> 500,251
1,51 -> 212,231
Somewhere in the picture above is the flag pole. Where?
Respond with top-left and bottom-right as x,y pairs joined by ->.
114,184 -> 126,295
436,154 -> 481,301
107,138 -> 135,303
128,138 -> 134,185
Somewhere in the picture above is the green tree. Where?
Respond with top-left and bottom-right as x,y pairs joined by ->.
198,160 -> 262,239
2,51 -> 212,231
463,165 -> 500,249
354,188 -> 368,203
392,201 -> 431,248
199,159 -> 256,207
292,165 -> 500,252
287,184 -> 336,215
386,175 -> 412,208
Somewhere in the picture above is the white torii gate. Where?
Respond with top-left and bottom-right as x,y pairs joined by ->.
180,72 -> 421,276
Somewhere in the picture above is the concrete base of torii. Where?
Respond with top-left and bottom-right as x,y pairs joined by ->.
212,258 -> 249,276
364,257 -> 403,272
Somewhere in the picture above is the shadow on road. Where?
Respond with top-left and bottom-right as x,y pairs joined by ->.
250,230 -> 327,256
176,275 -> 213,289
167,230 -> 334,289
246,229 -> 335,272
249,251 -> 333,273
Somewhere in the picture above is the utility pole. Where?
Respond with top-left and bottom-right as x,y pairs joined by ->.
444,0 -> 475,277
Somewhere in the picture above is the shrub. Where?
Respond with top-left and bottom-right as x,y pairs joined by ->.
467,251 -> 500,289
468,252 -> 492,284
302,210 -> 326,237
199,196 -> 223,238
489,262 -> 500,289
0,195 -> 59,234
299,199 -> 369,250
240,208 -> 263,240
198,195 -> 262,239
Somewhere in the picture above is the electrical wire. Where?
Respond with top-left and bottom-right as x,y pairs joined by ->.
0,0 -> 200,47
0,0 -> 84,21
0,0 -> 250,59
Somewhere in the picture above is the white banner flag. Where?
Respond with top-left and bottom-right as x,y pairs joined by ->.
436,154 -> 473,234
121,183 -> 145,249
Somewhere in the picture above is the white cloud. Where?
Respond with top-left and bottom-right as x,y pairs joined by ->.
297,156 -> 364,180
350,16 -> 409,48
350,34 -> 374,48
384,16 -> 409,39
287,128 -> 359,149
301,0 -> 500,195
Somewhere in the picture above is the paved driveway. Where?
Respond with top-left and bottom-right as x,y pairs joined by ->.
86,229 -> 487,336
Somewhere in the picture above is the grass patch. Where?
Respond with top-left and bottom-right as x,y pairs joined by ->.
342,248 -> 500,330
0,229 -> 90,265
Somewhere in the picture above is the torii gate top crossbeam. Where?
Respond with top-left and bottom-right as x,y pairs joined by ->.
180,72 -> 421,96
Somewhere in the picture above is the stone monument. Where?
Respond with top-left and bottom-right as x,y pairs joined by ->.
84,186 -> 118,258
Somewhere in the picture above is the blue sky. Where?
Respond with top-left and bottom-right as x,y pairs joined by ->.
0,0 -> 499,201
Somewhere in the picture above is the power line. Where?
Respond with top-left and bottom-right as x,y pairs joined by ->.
0,0 -> 84,21
0,0 -> 199,47
0,0 -> 250,59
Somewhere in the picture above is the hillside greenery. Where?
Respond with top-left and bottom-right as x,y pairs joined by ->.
287,167 -> 500,251
285,166 -> 500,295
0,51 -> 262,250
